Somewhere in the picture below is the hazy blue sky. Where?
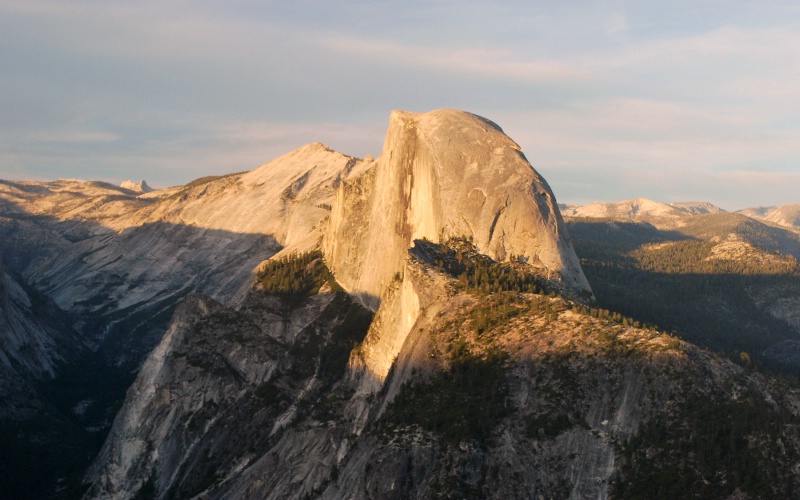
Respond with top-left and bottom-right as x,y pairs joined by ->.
2,1 -> 799,210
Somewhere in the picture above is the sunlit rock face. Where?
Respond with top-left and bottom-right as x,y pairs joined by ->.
323,109 -> 590,382
325,109 -> 590,310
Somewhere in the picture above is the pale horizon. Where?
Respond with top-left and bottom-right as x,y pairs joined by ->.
2,1 -> 799,211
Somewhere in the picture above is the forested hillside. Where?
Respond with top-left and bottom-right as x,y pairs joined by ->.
566,217 -> 800,372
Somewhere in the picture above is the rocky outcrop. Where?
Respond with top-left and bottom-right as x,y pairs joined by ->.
324,109 -> 590,310
671,201 -> 725,215
83,293 -> 287,498
120,180 -> 153,193
84,249 -> 800,499
323,109 -> 591,386
84,286 -> 374,499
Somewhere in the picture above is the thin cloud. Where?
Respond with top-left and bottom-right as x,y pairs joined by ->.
324,35 -> 592,83
30,130 -> 120,143
583,25 -> 800,72
1,0 -> 798,210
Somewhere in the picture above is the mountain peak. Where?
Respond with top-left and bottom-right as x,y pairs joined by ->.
389,108 -> 508,136
737,206 -> 777,219
300,141 -> 332,153
120,179 -> 153,193
325,108 -> 590,310
563,197 -> 683,219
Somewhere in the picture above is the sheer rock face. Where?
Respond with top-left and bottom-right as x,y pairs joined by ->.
324,109 -> 590,382
324,109 -> 590,310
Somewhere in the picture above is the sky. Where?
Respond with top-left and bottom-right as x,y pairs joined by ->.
2,1 -> 799,211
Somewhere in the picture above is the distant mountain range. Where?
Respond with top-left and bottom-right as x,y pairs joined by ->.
559,198 -> 800,369
561,198 -> 800,231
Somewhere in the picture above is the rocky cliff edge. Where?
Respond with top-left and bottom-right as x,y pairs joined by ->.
324,109 -> 590,310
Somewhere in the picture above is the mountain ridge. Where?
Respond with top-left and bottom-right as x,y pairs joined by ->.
562,197 -> 800,232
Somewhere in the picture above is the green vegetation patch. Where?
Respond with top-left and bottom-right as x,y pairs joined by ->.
470,292 -> 525,335
257,250 -> 343,304
411,237 -> 552,296
379,347 -> 511,445
613,386 -> 800,499
630,240 -> 799,276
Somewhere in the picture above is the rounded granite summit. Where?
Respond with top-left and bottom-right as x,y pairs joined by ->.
324,108 -> 591,307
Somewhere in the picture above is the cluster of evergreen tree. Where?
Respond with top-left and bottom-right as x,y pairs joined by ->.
414,237 -> 552,296
630,240 -> 799,276
614,386 -> 799,498
571,303 -> 648,329
413,237 -> 659,337
467,292 -> 606,335
256,250 -> 341,304
469,292 -> 525,335
378,346 -> 510,445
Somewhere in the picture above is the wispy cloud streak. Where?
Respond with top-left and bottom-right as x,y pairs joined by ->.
0,0 -> 798,208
